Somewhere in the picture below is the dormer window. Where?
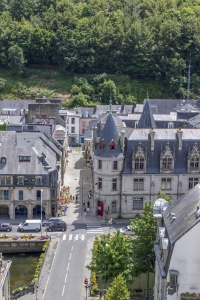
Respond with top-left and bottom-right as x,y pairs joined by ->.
160,143 -> 174,173
110,140 -> 116,150
35,176 -> 43,185
17,176 -> 24,185
1,156 -> 6,164
188,144 -> 200,173
99,140 -> 104,150
132,144 -> 146,173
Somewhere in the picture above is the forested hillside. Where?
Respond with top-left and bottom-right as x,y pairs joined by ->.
1,0 -> 200,100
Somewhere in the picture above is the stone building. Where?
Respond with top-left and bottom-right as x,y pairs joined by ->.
0,253 -> 12,300
92,100 -> 200,219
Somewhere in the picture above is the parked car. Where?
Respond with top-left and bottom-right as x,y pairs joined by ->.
18,220 -> 41,232
42,217 -> 62,227
119,226 -> 134,236
46,221 -> 67,232
69,142 -> 81,147
0,223 -> 12,232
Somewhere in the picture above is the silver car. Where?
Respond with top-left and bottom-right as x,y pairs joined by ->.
120,226 -> 134,236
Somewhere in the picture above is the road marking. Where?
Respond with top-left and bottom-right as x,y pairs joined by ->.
63,234 -> 66,241
65,273 -> 67,283
69,253 -> 72,260
75,234 -> 78,240
86,224 -> 104,234
69,234 -> 72,240
81,235 -> 84,241
67,263 -> 70,271
62,285 -> 65,296
68,234 -> 85,241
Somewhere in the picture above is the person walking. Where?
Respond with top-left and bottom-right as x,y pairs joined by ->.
84,207 -> 87,216
75,194 -> 78,203
87,206 -> 90,213
87,200 -> 90,207
83,199 -> 86,206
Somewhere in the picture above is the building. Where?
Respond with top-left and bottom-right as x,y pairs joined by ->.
92,99 -> 200,219
0,253 -> 12,300
153,185 -> 200,300
0,131 -> 61,219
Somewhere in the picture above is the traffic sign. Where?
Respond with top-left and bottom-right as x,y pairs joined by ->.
84,279 -> 88,285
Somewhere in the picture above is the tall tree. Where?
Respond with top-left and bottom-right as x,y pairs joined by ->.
7,44 -> 26,75
105,275 -> 130,300
131,202 -> 157,276
88,231 -> 134,284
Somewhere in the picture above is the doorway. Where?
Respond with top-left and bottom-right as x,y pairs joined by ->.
97,201 -> 104,217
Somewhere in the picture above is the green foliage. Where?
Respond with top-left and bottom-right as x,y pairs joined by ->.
88,231 -> 134,284
99,80 -> 117,104
0,78 -> 6,92
105,275 -> 130,300
131,202 -> 157,276
67,93 -> 89,108
157,190 -> 172,203
7,45 -> 26,75
0,123 -> 6,131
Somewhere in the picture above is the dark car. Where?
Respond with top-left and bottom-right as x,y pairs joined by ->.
46,221 -> 67,232
69,142 -> 81,147
0,223 -> 12,232
42,217 -> 62,227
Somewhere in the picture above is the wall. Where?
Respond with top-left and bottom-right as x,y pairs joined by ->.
0,240 -> 46,253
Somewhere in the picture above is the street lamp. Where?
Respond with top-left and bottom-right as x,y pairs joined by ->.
108,219 -> 113,234
41,189 -> 43,237
84,276 -> 90,299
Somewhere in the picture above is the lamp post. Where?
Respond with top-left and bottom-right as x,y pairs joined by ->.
41,189 -> 43,237
84,277 -> 90,299
35,279 -> 39,300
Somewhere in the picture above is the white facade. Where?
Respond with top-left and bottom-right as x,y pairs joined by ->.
67,113 -> 80,143
0,255 -> 11,300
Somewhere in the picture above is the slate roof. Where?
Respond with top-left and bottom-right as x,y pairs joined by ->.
137,100 -> 157,129
1,99 -> 35,115
188,114 -> 200,128
0,131 -> 60,175
124,128 -> 200,174
163,184 -> 200,244
94,114 -> 123,158
149,99 -> 200,115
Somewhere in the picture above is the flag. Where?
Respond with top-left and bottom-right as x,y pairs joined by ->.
95,182 -> 98,185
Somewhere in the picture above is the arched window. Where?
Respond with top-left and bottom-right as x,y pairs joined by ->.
132,144 -> 146,173
160,143 -> 174,173
188,144 -> 200,173
1,156 -> 6,164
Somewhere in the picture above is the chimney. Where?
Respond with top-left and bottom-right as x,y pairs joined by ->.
177,128 -> 183,150
149,128 -> 155,151
120,129 -> 125,152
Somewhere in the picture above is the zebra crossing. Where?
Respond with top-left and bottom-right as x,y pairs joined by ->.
86,224 -> 104,234
65,224 -> 104,241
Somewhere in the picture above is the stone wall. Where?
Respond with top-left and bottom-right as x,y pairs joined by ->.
0,240 -> 46,253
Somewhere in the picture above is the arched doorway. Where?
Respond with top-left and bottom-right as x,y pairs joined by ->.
15,205 -> 27,217
97,201 -> 104,217
33,205 -> 45,217
0,205 -> 9,216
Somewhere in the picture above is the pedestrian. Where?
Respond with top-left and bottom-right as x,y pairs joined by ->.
87,201 -> 90,207
88,192 -> 91,199
73,195 -> 75,202
83,199 -> 86,206
75,194 -> 78,202
87,207 -> 90,213
70,194 -> 72,201
84,207 -> 87,216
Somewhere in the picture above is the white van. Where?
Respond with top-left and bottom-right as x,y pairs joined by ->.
18,220 -> 41,232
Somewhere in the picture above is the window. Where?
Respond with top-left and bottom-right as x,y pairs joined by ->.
71,127 -> 75,133
0,190 -> 9,200
17,177 -> 24,185
4,190 -> 9,200
82,121 -> 86,127
35,177 -> 43,185
133,198 -> 143,210
51,171 -> 57,199
98,178 -> 102,189
19,190 -> 23,200
19,156 -> 30,162
71,118 -> 75,124
1,157 -> 6,164
110,141 -> 116,150
169,270 -> 178,286
112,179 -> 117,190
134,179 -> 144,190
99,140 -> 104,150
113,161 -> 118,170
188,178 -> 198,189
98,160 -> 102,169
168,122 -> 174,129
36,190 -> 41,200
0,177 -> 11,185
190,157 -> 199,170
161,178 -> 171,190
112,201 -> 117,212
82,129 -> 85,135
135,158 -> 144,170
162,157 -> 172,170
